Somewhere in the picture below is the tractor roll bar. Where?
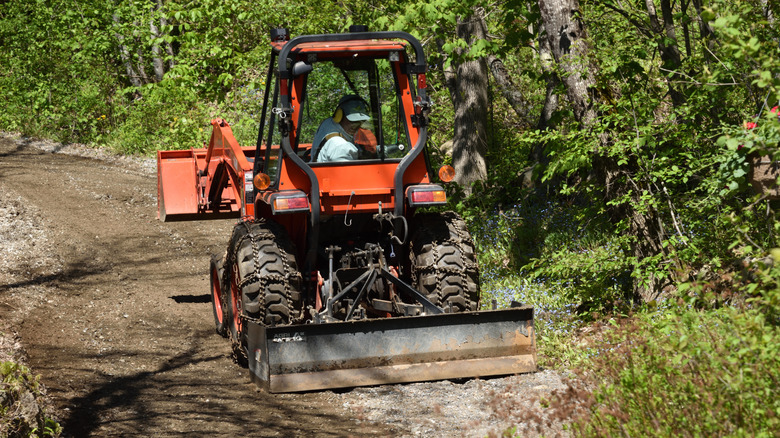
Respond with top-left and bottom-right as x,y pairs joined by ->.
276,30 -> 430,218
276,31 -> 428,78
275,30 -> 430,271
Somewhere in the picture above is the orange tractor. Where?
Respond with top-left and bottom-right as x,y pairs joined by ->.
157,27 -> 535,392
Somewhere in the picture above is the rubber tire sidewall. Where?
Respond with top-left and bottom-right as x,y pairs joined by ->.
210,254 -> 228,337
225,260 -> 248,366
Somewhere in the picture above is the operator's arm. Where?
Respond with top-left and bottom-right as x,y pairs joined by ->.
317,137 -> 359,162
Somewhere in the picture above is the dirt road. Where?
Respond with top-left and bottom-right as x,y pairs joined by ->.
0,134 -> 565,437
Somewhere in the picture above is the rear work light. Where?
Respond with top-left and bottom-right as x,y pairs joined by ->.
406,184 -> 447,207
269,191 -> 310,214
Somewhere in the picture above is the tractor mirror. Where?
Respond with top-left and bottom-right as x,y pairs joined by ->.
292,61 -> 313,76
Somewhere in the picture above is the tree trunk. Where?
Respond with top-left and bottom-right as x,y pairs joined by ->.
693,0 -> 716,61
150,17 -> 164,82
444,9 -> 490,195
112,13 -> 143,88
681,0 -> 692,58
538,0 -> 597,126
645,0 -> 686,106
536,20 -> 558,132
532,20 -> 558,165
760,0 -> 780,52
158,0 -> 175,70
135,47 -> 150,84
487,53 -> 534,126
538,0 -> 666,302
762,0 -> 776,26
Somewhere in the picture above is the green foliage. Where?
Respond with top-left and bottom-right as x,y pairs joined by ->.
454,0 -> 780,312
0,0 -> 117,143
505,240 -> 780,435
558,305 -> 780,437
3,1 -> 780,436
462,7 -> 780,435
479,259 -> 589,371
0,361 -> 61,437
525,191 -> 780,436
0,0 -> 387,153
524,232 -> 633,308
107,82 -> 204,154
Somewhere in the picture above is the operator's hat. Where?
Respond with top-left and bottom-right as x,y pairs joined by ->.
339,95 -> 371,122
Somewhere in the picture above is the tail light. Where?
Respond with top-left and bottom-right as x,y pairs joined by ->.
406,184 -> 446,207
269,191 -> 310,214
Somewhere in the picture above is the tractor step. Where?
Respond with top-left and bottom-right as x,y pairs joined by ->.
246,306 -> 535,392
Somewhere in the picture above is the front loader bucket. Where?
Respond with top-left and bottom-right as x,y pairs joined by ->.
158,149 -> 201,222
157,148 -> 242,222
157,119 -> 257,222
246,307 -> 535,393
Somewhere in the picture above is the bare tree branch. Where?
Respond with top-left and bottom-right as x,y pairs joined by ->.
486,54 -> 534,126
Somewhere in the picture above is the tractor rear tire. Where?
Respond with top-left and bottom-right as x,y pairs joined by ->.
210,254 -> 228,337
410,211 -> 479,312
224,219 -> 303,364
225,273 -> 247,366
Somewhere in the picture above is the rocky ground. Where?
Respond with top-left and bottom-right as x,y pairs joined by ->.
0,132 -> 568,437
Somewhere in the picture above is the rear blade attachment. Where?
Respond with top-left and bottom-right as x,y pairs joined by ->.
246,306 -> 535,393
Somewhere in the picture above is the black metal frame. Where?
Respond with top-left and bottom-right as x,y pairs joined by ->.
275,31 -> 431,284
319,243 -> 444,322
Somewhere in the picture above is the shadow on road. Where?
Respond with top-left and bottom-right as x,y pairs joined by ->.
56,339 -> 352,437
170,294 -> 211,304
0,264 -> 100,294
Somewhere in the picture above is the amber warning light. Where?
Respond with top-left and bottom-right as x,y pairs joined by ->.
438,165 -> 455,182
254,173 -> 271,190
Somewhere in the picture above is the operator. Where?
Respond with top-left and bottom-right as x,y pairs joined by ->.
310,95 -> 376,162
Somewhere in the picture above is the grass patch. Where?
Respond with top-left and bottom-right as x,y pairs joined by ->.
1,361 -> 61,437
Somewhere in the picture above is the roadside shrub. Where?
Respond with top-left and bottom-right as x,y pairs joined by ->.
469,199 -> 632,311
106,81 -> 207,155
535,305 -> 779,437
0,361 -> 61,438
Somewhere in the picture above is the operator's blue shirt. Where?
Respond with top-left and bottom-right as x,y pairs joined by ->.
310,118 -> 358,162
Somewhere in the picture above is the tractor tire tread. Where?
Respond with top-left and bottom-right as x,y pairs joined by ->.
410,211 -> 479,312
223,219 -> 303,365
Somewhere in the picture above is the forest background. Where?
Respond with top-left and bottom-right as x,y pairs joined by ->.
1,0 -> 779,435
